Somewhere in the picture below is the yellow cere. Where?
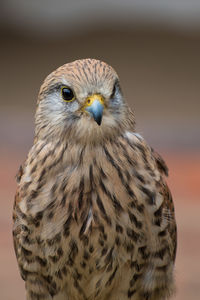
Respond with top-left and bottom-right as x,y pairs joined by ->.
82,94 -> 105,111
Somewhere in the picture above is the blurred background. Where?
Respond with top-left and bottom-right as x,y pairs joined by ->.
0,0 -> 199,299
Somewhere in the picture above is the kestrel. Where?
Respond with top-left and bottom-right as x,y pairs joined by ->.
13,59 -> 177,300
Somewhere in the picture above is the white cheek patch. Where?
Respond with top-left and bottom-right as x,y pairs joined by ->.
47,93 -> 63,110
43,93 -> 79,125
45,94 -> 65,123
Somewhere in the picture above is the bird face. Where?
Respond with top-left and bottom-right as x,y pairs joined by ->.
35,59 -> 133,143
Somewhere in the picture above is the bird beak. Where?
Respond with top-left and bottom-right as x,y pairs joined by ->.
84,94 -> 104,126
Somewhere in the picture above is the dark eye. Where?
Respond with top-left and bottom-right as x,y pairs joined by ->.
110,80 -> 120,99
61,86 -> 75,102
111,85 -> 116,98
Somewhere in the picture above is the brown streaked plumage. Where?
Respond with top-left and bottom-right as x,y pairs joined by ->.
13,58 -> 177,300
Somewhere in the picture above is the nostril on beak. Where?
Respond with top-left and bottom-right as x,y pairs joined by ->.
85,99 -> 104,126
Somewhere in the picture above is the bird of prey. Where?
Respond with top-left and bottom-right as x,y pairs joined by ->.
13,58 -> 177,300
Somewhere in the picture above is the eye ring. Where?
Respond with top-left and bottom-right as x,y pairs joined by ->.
61,86 -> 76,102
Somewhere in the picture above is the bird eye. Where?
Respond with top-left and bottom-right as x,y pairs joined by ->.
111,84 -> 116,98
61,86 -> 75,102
110,80 -> 119,99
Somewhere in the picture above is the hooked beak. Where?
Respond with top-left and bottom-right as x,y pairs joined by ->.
84,94 -> 104,126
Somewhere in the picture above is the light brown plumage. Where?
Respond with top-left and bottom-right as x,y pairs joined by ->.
13,58 -> 177,300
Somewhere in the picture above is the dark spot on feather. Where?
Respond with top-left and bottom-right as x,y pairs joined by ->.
154,205 -> 163,217
30,164 -> 37,174
156,265 -> 169,272
38,168 -> 46,182
21,247 -> 32,256
80,261 -> 86,269
63,215 -> 72,237
105,266 -> 118,286
138,246 -> 150,259
153,247 -> 168,260
126,243 -> 134,253
57,247 -> 63,257
98,238 -> 104,247
104,247 -> 114,264
61,194 -> 67,207
49,255 -> 60,263
140,186 -> 155,205
115,236 -> 121,246
126,228 -> 140,242
47,233 -> 61,246
89,245 -> 94,253
154,219 -> 161,226
78,177 -> 84,210
128,289 -> 136,298
96,194 -> 112,225
128,210 -> 142,229
158,230 -> 167,237
116,224 -> 123,233
35,256 -> 47,267
47,211 -> 54,220
101,247 -> 108,256
130,274 -> 141,287
55,270 -> 63,280
62,266 -> 67,275
83,250 -> 90,260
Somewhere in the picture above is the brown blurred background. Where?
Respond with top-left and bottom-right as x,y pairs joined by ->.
0,1 -> 200,299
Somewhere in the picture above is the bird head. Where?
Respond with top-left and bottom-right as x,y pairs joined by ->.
35,59 -> 134,144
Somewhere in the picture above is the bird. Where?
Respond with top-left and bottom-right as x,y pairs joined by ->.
13,58 -> 177,300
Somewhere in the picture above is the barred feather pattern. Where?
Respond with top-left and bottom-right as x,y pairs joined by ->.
13,59 -> 176,300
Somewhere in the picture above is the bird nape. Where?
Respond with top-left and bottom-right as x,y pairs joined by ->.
13,58 -> 177,300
